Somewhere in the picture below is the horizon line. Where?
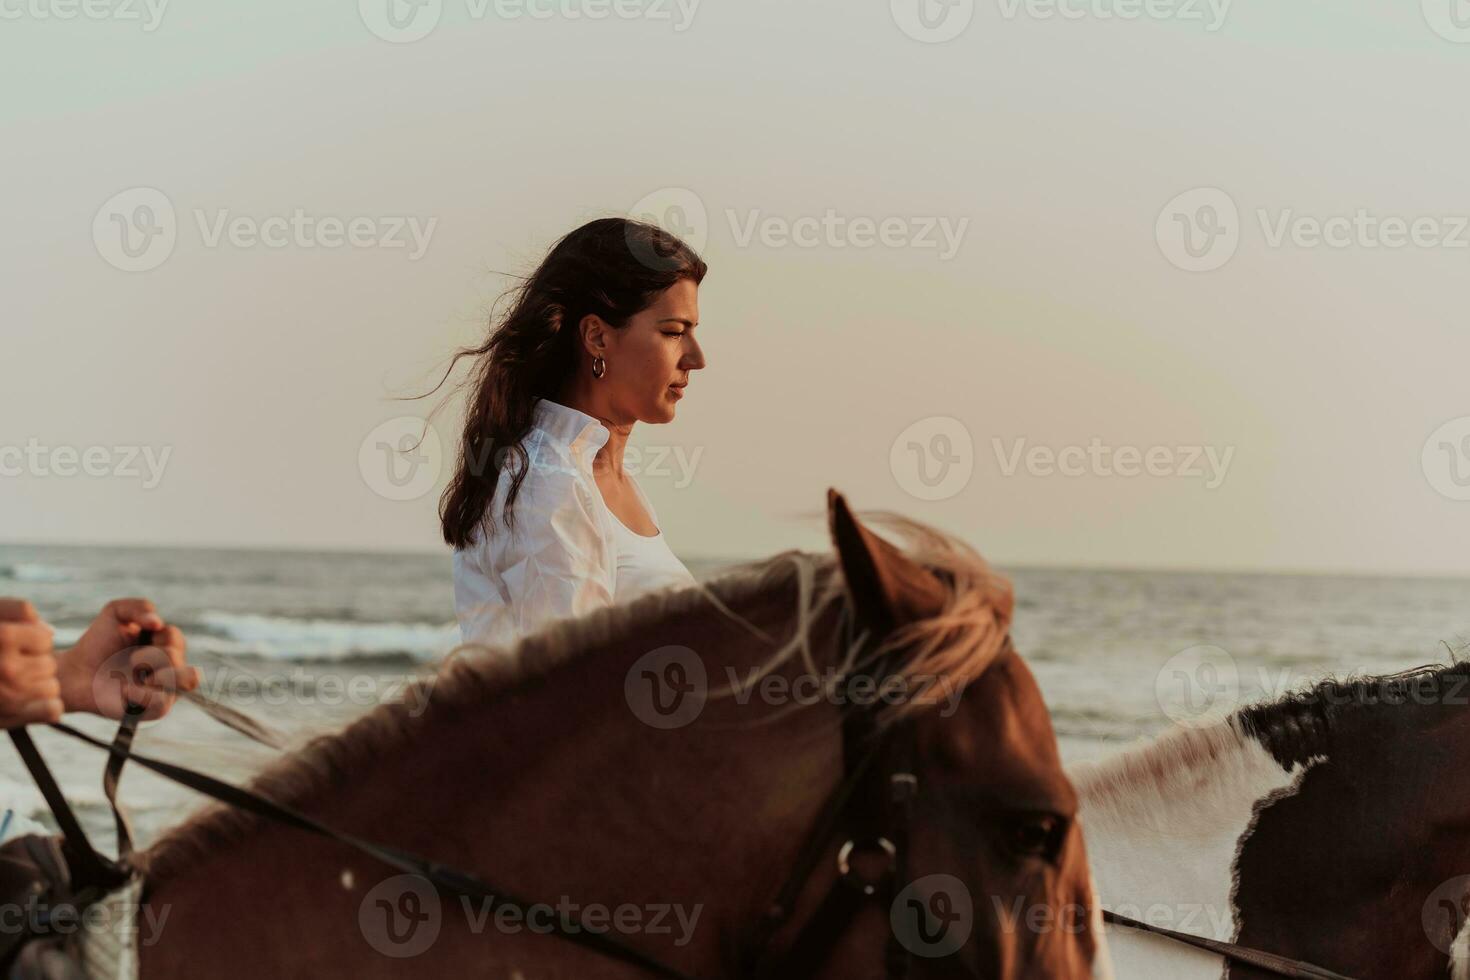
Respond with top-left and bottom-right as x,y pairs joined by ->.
2,537 -> 1468,584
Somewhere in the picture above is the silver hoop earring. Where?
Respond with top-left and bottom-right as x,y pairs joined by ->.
592,356 -> 606,380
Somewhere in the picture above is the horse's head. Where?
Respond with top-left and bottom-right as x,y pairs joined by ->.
788,489 -> 1103,979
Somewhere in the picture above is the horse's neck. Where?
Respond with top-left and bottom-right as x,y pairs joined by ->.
1067,723 -> 1319,976
139,583 -> 843,978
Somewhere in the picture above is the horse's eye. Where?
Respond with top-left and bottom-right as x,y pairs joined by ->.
1004,814 -> 1064,862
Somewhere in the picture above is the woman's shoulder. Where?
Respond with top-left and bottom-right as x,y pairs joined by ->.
517,438 -> 597,493
519,426 -> 599,480
467,455 -> 603,551
484,425 -> 595,496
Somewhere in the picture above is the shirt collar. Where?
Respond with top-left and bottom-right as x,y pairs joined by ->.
531,397 -> 611,455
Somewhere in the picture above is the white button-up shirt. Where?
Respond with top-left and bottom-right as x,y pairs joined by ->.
452,396 -> 695,650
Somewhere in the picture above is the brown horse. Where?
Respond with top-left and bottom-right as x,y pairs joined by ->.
129,491 -> 1105,978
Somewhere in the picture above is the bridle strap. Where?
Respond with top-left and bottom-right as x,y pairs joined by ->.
758,874 -> 878,979
1102,909 -> 1360,980
742,739 -> 883,959
756,738 -> 918,980
95,628 -> 157,862
102,704 -> 144,857
883,742 -> 917,979
741,603 -> 918,979
6,729 -> 126,891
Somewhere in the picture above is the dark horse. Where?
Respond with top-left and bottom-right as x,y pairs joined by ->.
124,491 -> 1105,978
1074,656 -> 1470,979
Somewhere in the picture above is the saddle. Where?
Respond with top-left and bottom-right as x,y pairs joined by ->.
0,832 -> 134,980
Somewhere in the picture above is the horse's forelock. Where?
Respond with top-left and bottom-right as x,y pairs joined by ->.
697,511 -> 1018,731
846,510 -> 1017,730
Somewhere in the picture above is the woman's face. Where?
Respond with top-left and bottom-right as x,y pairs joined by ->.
605,278 -> 705,423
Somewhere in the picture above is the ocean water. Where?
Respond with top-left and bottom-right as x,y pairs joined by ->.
0,544 -> 1467,850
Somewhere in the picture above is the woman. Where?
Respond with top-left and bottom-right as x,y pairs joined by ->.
443,218 -> 708,650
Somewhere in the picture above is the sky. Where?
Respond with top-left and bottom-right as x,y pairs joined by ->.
3,0 -> 1469,576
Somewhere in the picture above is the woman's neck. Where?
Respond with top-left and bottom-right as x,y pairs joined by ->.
554,386 -> 633,478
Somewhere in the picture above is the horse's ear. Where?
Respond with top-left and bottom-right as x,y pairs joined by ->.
827,488 -> 948,636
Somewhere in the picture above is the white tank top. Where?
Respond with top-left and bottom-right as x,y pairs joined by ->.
610,476 -> 698,604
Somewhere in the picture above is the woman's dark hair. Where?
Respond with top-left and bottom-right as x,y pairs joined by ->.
433,217 -> 707,549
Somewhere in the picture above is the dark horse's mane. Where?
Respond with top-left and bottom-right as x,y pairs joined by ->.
1233,650 -> 1470,768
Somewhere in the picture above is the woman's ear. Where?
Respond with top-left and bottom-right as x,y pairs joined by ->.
826,488 -> 948,638
579,313 -> 609,356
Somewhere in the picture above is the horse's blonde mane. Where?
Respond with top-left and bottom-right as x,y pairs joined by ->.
1066,719 -> 1259,821
136,511 -> 1012,881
